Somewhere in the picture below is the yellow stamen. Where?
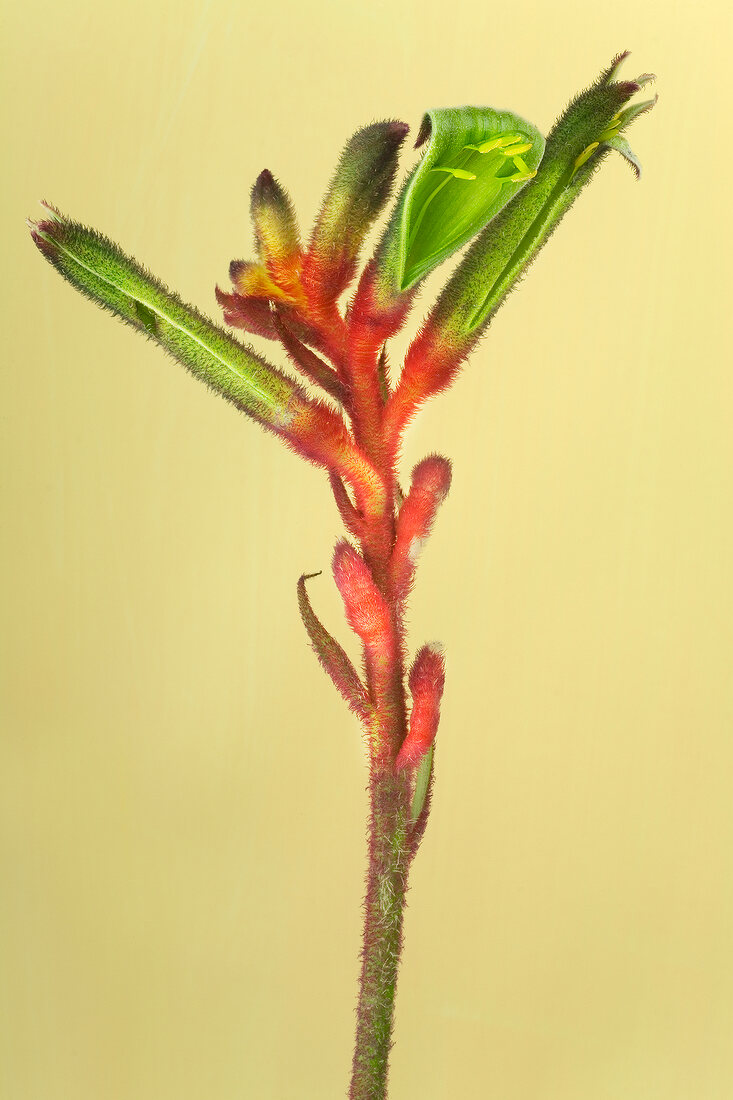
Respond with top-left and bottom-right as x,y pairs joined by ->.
573,141 -> 600,173
501,141 -> 533,156
464,137 -> 504,154
430,166 -> 477,180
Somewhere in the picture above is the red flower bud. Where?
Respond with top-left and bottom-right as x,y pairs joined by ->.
396,645 -> 445,769
332,541 -> 396,715
391,455 -> 452,600
332,542 -> 392,650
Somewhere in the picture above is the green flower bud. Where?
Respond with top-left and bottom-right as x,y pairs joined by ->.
29,204 -> 302,430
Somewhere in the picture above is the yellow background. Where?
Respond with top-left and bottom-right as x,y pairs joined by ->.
2,1 -> 732,1096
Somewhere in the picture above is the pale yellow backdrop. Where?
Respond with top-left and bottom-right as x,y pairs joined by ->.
2,0 -> 731,1097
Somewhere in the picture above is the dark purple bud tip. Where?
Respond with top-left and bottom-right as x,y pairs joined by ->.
28,215 -> 64,258
252,168 -> 275,198
388,120 -> 410,142
229,259 -> 247,282
251,169 -> 279,212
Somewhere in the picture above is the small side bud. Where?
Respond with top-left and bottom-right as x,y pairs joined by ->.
396,645 -> 446,769
391,456 -> 452,600
303,121 -> 409,305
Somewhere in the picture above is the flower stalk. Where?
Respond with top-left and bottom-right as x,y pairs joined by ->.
28,53 -> 655,1098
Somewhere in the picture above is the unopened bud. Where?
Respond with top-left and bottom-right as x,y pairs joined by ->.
391,456 -> 452,599
303,120 -> 409,303
250,170 -> 302,293
396,645 -> 446,768
332,541 -> 391,650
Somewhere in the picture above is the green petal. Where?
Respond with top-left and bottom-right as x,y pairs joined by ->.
604,134 -> 643,178
378,106 -> 545,293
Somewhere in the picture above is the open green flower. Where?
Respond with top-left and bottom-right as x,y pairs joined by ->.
375,106 -> 544,296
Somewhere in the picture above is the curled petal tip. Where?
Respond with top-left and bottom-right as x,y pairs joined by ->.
602,50 -> 631,83
414,114 -> 431,149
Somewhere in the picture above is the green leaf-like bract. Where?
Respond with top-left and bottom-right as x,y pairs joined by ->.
377,106 -> 545,293
30,206 -> 309,432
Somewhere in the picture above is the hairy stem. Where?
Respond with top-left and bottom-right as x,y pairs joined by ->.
350,764 -> 411,1099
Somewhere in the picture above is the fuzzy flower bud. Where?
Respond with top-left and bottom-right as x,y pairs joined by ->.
302,121 -> 409,305
332,540 -> 396,716
333,541 -> 392,651
216,172 -> 307,328
250,169 -> 302,296
391,456 -> 452,600
396,645 -> 446,769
